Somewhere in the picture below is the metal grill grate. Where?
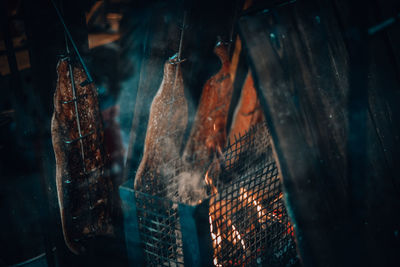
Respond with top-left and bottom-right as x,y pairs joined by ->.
135,191 -> 184,266
207,123 -> 297,266
124,122 -> 299,266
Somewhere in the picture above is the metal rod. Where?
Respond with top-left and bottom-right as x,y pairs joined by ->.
50,0 -> 93,85
177,11 -> 187,61
64,21 -> 96,231
228,0 -> 240,44
66,58 -> 87,173
56,1 -> 97,234
169,11 -> 188,65
368,13 -> 400,35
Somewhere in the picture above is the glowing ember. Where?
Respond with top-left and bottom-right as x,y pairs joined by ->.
205,170 -> 218,195
209,209 -> 222,267
238,188 -> 266,225
206,166 -> 247,266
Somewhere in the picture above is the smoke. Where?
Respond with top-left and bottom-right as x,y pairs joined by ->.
175,171 -> 208,206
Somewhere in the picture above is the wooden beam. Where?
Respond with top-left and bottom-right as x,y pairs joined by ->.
239,0 -> 400,266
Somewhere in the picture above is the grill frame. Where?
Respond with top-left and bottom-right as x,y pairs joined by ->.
120,183 -> 213,267
120,123 -> 299,266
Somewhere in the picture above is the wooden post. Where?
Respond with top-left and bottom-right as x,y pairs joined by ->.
239,0 -> 400,266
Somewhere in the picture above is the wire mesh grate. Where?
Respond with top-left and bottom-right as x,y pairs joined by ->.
135,191 -> 185,266
207,123 -> 298,266
132,122 -> 298,266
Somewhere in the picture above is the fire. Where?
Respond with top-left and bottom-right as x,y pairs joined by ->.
206,166 -> 248,266
231,222 -> 245,250
206,169 -> 223,266
238,188 -> 285,226
204,143 -> 293,266
238,188 -> 266,226
205,170 -> 218,195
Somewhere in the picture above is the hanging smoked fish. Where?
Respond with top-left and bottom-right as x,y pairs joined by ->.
50,1 -> 113,253
178,2 -> 244,204
182,0 -> 244,174
182,40 -> 234,171
134,13 -> 189,196
51,57 -> 114,254
223,70 -> 272,180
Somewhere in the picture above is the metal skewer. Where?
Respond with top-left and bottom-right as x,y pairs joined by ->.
64,38 -> 87,174
50,0 -> 93,86
62,38 -> 97,229
169,11 -> 187,65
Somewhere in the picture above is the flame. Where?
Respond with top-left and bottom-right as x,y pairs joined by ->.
238,188 -> 267,225
231,221 -> 246,251
206,164 -> 247,266
205,170 -> 218,195
209,205 -> 222,267
204,142 -> 293,265
206,168 -> 223,266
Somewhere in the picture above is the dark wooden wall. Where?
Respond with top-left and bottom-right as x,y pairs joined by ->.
239,0 -> 400,266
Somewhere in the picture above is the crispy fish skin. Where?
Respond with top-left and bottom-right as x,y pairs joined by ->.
183,43 -> 234,171
51,59 -> 113,254
134,60 -> 188,195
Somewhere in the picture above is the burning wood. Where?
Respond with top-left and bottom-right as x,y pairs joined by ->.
51,58 -> 113,254
205,149 -> 291,266
207,185 -> 284,230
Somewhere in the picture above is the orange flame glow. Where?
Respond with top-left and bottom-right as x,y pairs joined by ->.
204,141 -> 293,266
206,163 -> 248,266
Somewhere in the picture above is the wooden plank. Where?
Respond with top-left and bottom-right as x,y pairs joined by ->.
328,1 -> 400,266
239,0 -> 400,266
371,0 -> 400,78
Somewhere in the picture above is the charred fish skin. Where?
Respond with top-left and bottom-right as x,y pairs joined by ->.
51,58 -> 113,254
183,42 -> 233,173
134,60 -> 188,196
